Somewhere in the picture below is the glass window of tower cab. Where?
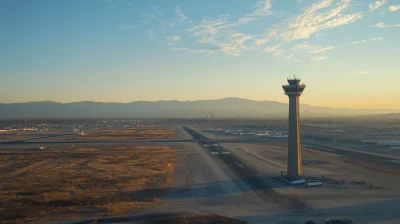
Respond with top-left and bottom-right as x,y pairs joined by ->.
283,76 -> 306,95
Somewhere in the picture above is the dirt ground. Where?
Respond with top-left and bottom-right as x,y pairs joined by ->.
0,135 -> 31,140
222,142 -> 400,223
148,213 -> 247,224
69,128 -> 175,140
0,145 -> 176,223
224,142 -> 400,192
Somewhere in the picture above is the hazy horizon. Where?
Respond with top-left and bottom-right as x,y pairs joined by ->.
1,97 -> 400,111
0,98 -> 398,119
1,0 -> 399,109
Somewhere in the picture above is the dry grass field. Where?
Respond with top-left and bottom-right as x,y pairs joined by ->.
70,128 -> 174,140
0,135 -> 29,140
0,154 -> 53,180
149,213 -> 247,224
0,145 -> 176,223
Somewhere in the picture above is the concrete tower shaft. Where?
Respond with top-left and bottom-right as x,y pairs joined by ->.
282,78 -> 306,177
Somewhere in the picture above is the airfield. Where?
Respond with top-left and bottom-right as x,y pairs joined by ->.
0,121 -> 399,224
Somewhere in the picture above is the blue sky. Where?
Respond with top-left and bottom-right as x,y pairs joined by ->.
0,0 -> 399,109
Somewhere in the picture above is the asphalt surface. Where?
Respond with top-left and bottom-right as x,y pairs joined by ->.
301,141 -> 400,172
181,126 -> 311,213
217,136 -> 400,174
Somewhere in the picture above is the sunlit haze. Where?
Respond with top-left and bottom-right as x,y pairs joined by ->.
1,0 -> 399,109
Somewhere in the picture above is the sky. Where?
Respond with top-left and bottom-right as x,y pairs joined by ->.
0,0 -> 399,109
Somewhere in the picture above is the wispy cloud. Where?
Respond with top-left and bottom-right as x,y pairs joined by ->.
353,70 -> 382,75
369,0 -> 388,11
185,1 -> 270,38
375,22 -> 400,28
187,15 -> 229,35
249,0 -> 273,17
254,38 -> 269,45
354,71 -> 372,75
147,29 -> 154,39
263,44 -> 294,60
105,0 -> 116,9
155,0 -> 367,59
389,5 -> 400,12
169,48 -> 215,55
175,6 -> 192,24
283,54 -> 293,59
223,0 -> 273,28
292,42 -> 310,50
150,6 -> 163,17
120,25 -> 140,29
309,46 -> 334,54
218,32 -> 253,56
350,37 -> 384,44
183,1 -> 273,56
139,7 -> 164,27
187,15 -> 230,49
291,43 -> 336,55
311,56 -> 327,60
268,0 -> 363,41
165,36 -> 181,42
140,13 -> 157,19
264,44 -> 281,53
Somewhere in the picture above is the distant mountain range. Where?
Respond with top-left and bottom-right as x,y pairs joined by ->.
0,98 -> 398,119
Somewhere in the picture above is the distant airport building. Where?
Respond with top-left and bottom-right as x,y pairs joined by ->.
282,77 -> 306,177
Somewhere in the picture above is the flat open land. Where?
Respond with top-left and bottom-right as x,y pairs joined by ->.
150,214 -> 247,224
69,128 -> 175,140
1,122 -> 399,223
193,123 -> 400,158
222,142 -> 400,223
0,145 -> 175,223
0,135 -> 33,140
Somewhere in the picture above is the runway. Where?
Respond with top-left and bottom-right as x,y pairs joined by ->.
181,126 -> 311,213
217,136 -> 400,174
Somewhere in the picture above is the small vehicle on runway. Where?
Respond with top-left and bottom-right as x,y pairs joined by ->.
325,218 -> 353,224
305,221 -> 316,224
305,180 -> 323,187
289,179 -> 306,185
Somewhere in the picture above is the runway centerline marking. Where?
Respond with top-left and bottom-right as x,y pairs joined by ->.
386,159 -> 400,164
184,156 -> 191,187
234,161 -> 244,168
284,199 -> 301,212
227,166 -> 265,204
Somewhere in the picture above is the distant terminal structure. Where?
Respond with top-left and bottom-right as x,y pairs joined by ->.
282,76 -> 306,177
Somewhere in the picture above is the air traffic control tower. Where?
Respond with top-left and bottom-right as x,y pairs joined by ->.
282,77 -> 306,177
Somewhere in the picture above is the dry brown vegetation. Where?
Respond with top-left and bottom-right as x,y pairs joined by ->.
0,145 -> 175,223
0,135 -> 28,140
0,150 -> 55,180
149,213 -> 247,224
70,128 -> 174,140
